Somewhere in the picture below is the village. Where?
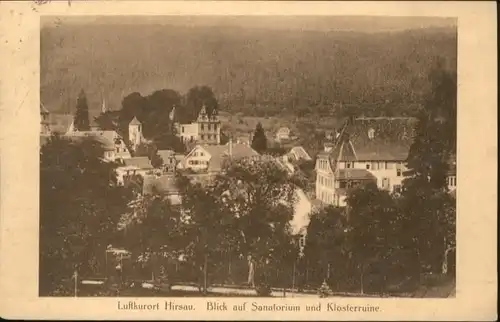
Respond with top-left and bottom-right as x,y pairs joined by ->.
39,81 -> 457,298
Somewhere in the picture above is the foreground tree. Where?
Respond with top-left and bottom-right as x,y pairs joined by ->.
184,86 -> 219,121
39,134 -> 133,295
176,174 -> 237,293
118,192 -> 184,282
303,206 -> 346,288
74,89 -> 90,131
405,58 -> 456,189
214,159 -> 298,287
402,57 -> 457,277
345,182 -> 400,294
251,122 -> 267,154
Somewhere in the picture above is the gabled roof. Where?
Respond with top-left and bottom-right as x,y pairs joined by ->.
129,116 -> 141,125
347,117 -> 417,161
289,146 -> 312,161
123,157 -> 153,170
325,117 -> 417,164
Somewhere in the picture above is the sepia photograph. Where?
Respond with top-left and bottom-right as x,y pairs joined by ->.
38,14 -> 459,299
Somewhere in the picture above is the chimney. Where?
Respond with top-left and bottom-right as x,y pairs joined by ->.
228,138 -> 233,158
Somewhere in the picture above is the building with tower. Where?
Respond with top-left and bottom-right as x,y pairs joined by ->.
128,116 -> 143,150
172,104 -> 221,145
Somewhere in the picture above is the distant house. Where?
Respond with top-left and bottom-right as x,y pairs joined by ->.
40,103 -> 146,162
182,140 -> 260,173
316,117 -> 418,207
116,157 -> 155,184
172,104 -> 221,145
67,130 -> 131,161
275,127 -> 291,142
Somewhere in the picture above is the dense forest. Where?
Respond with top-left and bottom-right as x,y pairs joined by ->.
41,22 -> 456,118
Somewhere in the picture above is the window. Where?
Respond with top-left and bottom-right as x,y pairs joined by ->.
371,162 -> 378,170
339,181 -> 347,189
201,134 -> 205,140
200,152 -> 204,157
201,124 -> 205,131
346,162 -> 352,169
386,162 -> 393,170
393,185 -> 402,194
396,169 -> 402,177
182,126 -> 185,133
116,147 -> 120,153
448,176 -> 456,187
366,163 -> 371,170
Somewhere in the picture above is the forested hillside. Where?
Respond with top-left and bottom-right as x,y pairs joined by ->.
41,22 -> 456,117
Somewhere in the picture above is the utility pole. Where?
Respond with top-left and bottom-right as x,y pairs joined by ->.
203,253 -> 208,295
73,270 -> 78,297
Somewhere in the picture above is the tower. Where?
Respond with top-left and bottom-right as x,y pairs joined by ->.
128,116 -> 142,149
196,104 -> 220,144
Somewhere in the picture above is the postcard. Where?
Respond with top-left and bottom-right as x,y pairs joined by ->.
0,1 -> 497,320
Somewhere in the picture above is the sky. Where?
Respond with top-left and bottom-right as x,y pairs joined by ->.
41,15 -> 457,33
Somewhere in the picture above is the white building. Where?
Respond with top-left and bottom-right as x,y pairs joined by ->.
172,104 -> 221,145
275,127 -> 291,142
181,140 -> 259,173
315,117 -> 418,207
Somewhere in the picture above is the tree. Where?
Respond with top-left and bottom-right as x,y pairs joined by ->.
345,182 -> 400,294
118,192 -> 184,282
94,110 -> 120,131
251,122 -> 267,154
74,89 -> 90,131
175,174 -> 237,293
401,58 -> 457,277
39,134 -> 133,295
399,181 -> 456,276
183,86 -> 219,122
405,58 -> 457,190
303,206 -> 347,289
213,159 -> 298,288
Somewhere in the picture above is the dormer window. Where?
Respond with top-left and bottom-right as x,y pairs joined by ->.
368,128 -> 375,139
